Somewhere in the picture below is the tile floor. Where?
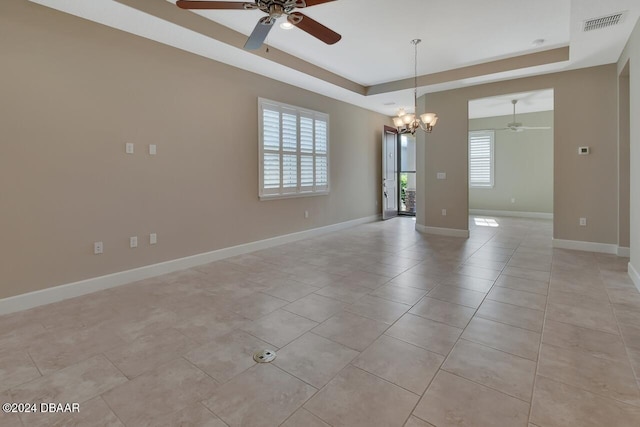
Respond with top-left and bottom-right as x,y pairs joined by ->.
1,216 -> 640,426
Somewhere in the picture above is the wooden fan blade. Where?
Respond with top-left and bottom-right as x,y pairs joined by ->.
176,1 -> 253,10
299,0 -> 337,7
288,12 -> 341,45
244,17 -> 275,50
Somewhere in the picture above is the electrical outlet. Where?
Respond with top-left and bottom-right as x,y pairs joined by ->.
149,144 -> 157,155
304,210 -> 309,219
442,209 -> 447,216
130,236 -> 138,248
150,233 -> 157,245
125,143 -> 134,154
94,241 -> 103,255
511,198 -> 516,204
579,218 -> 587,226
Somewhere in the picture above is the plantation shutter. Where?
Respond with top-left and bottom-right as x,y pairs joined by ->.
259,98 -> 330,199
469,131 -> 494,188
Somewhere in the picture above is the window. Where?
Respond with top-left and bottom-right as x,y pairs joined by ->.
469,130 -> 494,188
259,98 -> 329,199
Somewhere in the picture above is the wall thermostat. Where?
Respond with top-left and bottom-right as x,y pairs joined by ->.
578,146 -> 590,155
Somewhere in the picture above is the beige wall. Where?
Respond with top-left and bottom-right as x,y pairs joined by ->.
618,17 -> 640,277
421,65 -> 619,244
469,111 -> 554,214
0,1 -> 389,299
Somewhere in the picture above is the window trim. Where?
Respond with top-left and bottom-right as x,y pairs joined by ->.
468,130 -> 495,189
258,98 -> 330,200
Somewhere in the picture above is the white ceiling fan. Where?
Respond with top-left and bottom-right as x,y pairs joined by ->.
493,99 -> 552,132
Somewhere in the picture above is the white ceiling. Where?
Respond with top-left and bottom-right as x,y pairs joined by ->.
468,89 -> 554,119
30,0 -> 640,117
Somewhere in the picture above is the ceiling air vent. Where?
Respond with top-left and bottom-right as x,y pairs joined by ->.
583,11 -> 626,32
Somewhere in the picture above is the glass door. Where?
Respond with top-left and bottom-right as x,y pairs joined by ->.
399,134 -> 416,215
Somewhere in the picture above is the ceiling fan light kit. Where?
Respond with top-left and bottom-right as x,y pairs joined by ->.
394,39 -> 439,135
176,0 -> 341,49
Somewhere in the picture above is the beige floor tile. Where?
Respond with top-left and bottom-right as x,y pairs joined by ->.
11,355 -> 127,427
442,339 -> 536,401
409,297 -> 475,329
413,370 -> 530,427
241,309 -> 318,348
494,274 -> 548,295
619,323 -> 640,350
542,319 -> 629,362
487,286 -> 547,311
203,364 -> 316,427
426,285 -> 486,309
388,272 -> 440,291
228,292 -> 289,320
457,265 -> 501,281
103,358 -> 218,427
438,274 -> 495,292
154,403 -> 227,427
49,396 -> 124,427
304,365 -> 419,427
462,317 -> 540,361
281,408 -> 330,427
530,376 -> 640,427
502,267 -> 550,283
261,279 -> 319,302
352,335 -> 443,394
546,300 -> 619,335
386,314 -> 462,356
274,332 -> 358,388
0,391 -> 25,427
476,299 -> 544,332
282,294 -> 350,322
0,323 -> 47,352
344,295 -> 410,324
312,311 -> 388,351
0,349 -> 41,392
404,416 -> 436,427
463,257 -> 507,271
369,284 -> 428,305
537,344 -> 640,405
314,283 -> 371,304
174,308 -> 252,344
342,270 -> 392,288
104,328 -> 199,379
185,330 -> 272,383
109,306 -> 180,342
613,303 -> 640,326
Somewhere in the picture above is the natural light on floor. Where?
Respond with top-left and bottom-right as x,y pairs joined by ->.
474,217 -> 500,227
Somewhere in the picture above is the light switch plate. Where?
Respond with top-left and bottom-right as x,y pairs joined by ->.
125,143 -> 134,154
149,144 -> 157,155
150,233 -> 157,245
437,172 -> 446,180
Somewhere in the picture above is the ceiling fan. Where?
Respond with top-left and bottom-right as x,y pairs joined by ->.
176,1 -> 341,50
493,99 -> 552,132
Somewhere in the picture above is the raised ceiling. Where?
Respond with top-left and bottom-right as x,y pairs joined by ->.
469,89 -> 555,120
30,0 -> 640,116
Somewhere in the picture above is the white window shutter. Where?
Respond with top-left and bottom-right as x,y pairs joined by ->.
469,131 -> 494,188
259,98 -> 329,199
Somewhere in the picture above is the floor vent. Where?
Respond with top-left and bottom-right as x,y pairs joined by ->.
583,12 -> 626,32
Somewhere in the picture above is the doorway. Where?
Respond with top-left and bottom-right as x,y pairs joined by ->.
382,127 -> 417,219
467,90 -> 554,229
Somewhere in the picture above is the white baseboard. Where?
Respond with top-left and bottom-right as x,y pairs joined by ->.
629,263 -> 640,293
618,247 -> 631,257
0,214 -> 381,315
469,209 -> 553,220
416,224 -> 470,238
552,238 -> 619,254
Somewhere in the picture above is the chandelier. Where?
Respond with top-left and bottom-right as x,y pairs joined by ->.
392,39 -> 438,135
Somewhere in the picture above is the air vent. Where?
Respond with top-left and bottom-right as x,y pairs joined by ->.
583,11 -> 626,32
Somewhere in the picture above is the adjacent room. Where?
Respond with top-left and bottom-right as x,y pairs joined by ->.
1,1 -> 640,426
